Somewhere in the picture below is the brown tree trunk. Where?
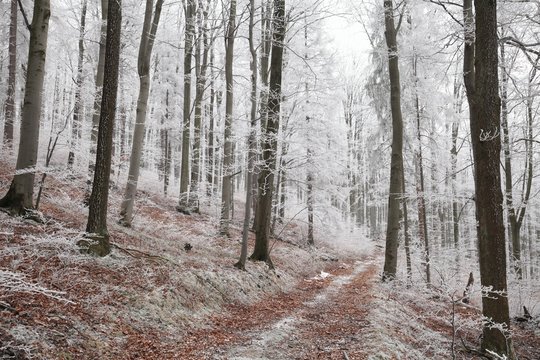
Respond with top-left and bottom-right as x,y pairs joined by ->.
3,0 -> 17,148
83,0 -> 122,257
464,1 -> 514,356
250,0 -> 286,266
178,0 -> 196,214
219,0 -> 237,235
382,0 -> 404,281
0,0 -> 51,215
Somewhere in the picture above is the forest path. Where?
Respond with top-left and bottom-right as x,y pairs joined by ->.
180,245 -> 379,360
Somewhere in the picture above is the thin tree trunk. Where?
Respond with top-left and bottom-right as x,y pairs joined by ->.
82,0 -> 121,257
219,0 -> 237,235
0,0 -> 51,215
382,0 -> 404,281
206,48 -> 216,196
67,0 -> 88,167
413,56 -> 430,284
235,0 -> 257,270
451,78 -> 461,250
401,168 -> 412,280
119,0 -> 164,226
87,0 -> 108,189
191,0 -> 210,207
161,89 -> 171,195
3,0 -> 17,148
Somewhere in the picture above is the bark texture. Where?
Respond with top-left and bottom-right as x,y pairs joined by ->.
464,0 -> 514,356
250,0 -> 286,266
219,0 -> 237,235
83,0 -> 122,257
0,0 -> 51,215
177,0 -> 197,214
382,0 -> 404,281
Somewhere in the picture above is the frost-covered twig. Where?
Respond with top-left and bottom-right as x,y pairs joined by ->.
0,269 -> 75,304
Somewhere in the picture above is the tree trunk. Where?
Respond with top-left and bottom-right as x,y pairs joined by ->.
401,168 -> 412,280
464,1 -> 514,357
382,0 -> 404,281
119,0 -> 164,226
67,0 -> 88,167
83,0 -> 122,257
0,0 -> 51,215
250,0 -> 286,266
451,79 -> 461,250
88,0 -> 108,187
161,89 -> 171,195
307,146 -> 314,246
235,0 -> 257,270
178,0 -> 196,214
191,0 -> 210,207
219,0 -> 237,235
413,56 -> 430,284
3,0 -> 17,148
206,48 -> 216,196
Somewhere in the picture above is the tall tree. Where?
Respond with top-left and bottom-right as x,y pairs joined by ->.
191,0 -> 211,208
67,0 -> 88,167
177,0 -> 196,214
0,0 -> 51,215
381,0 -> 404,281
235,0 -> 257,270
219,0 -> 237,235
3,0 -> 17,148
83,0 -> 122,256
87,0 -> 108,190
250,0 -> 286,266
119,0 -> 164,226
464,0 -> 514,356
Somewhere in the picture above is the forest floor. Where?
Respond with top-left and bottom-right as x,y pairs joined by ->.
1,159 -> 539,359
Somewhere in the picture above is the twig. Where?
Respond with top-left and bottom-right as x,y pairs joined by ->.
111,243 -> 180,266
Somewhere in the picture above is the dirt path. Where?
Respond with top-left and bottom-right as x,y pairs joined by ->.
182,253 -> 379,360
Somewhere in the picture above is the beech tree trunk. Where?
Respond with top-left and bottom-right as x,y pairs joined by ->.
0,0 -> 51,215
178,0 -> 196,214
235,0 -> 257,270
464,1 -> 514,357
251,0 -> 286,266
219,0 -> 237,235
206,48 -> 216,196
191,0 -> 210,207
67,0 -> 88,167
3,0 -> 17,148
83,0 -> 122,257
119,0 -> 164,226
382,0 -> 404,281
